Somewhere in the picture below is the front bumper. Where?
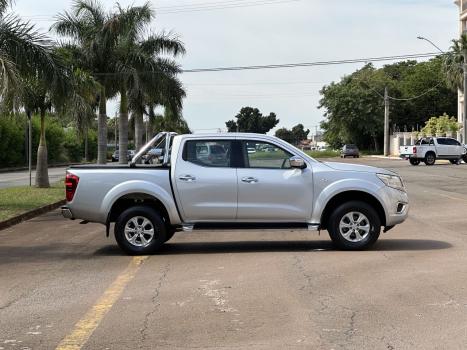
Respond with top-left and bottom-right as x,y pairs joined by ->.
383,188 -> 409,227
61,206 -> 74,220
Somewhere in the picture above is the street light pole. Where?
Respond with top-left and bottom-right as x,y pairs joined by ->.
416,35 -> 467,141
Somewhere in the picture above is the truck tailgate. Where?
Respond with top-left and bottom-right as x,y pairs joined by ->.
399,145 -> 414,157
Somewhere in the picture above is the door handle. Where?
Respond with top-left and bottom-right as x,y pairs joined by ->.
179,175 -> 196,182
241,176 -> 258,183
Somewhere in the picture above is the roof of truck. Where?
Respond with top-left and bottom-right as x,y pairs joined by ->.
176,133 -> 277,139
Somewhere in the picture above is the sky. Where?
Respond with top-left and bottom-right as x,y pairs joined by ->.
14,0 -> 459,135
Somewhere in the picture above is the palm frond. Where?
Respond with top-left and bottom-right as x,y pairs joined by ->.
141,31 -> 185,57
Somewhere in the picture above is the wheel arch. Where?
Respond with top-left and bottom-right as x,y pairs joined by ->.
319,190 -> 386,230
108,193 -> 172,229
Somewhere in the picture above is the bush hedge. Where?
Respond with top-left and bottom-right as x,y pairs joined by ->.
0,114 -> 97,168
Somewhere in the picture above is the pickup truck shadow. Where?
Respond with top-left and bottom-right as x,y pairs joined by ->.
94,238 -> 451,256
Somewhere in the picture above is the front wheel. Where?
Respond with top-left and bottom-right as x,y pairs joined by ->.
114,206 -> 167,255
327,201 -> 381,250
462,155 -> 467,163
409,158 -> 420,166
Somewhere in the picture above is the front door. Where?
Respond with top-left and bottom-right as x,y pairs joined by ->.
236,140 -> 314,222
174,139 -> 237,222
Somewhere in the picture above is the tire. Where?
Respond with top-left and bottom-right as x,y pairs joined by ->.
409,158 -> 420,166
114,206 -> 167,255
327,201 -> 381,250
462,155 -> 467,163
424,152 -> 436,166
449,159 -> 461,165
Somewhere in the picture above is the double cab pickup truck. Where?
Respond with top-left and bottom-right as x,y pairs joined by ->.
399,137 -> 466,166
62,132 -> 409,254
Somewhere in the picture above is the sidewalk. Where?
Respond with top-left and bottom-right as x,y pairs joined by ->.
366,155 -> 403,160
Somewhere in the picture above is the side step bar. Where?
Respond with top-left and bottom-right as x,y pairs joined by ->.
179,223 -> 320,232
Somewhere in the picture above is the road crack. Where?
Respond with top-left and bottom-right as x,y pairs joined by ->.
139,263 -> 170,347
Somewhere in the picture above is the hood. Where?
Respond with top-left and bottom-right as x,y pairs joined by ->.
322,162 -> 395,175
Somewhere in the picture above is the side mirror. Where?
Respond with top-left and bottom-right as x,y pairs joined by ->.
290,156 -> 307,169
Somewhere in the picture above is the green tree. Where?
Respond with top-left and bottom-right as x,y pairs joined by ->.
275,127 -> 294,143
275,124 -> 309,144
226,107 -> 279,133
152,108 -> 190,134
54,0 -> 119,164
111,2 -> 185,157
319,59 -> 457,150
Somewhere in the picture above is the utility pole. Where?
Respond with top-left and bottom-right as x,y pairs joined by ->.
384,86 -> 390,156
28,114 -> 32,186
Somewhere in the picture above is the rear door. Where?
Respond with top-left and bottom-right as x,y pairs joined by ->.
173,139 -> 238,222
435,138 -> 449,157
236,139 -> 314,221
446,138 -> 463,157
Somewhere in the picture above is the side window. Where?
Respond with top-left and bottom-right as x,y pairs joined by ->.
183,140 -> 232,167
243,141 -> 293,169
446,138 -> 461,146
436,138 -> 447,145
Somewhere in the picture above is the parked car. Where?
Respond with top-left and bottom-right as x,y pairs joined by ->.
111,150 -> 136,163
399,137 -> 466,166
341,144 -> 360,158
62,132 -> 409,254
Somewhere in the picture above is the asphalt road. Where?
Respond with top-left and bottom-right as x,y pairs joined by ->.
0,167 -> 68,188
1,157 -> 467,349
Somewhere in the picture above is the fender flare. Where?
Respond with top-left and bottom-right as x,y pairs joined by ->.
101,180 -> 179,224
311,178 -> 387,224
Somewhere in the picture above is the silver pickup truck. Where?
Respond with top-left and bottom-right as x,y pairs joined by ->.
62,132 -> 409,254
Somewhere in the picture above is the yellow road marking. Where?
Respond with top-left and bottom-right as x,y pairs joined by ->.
55,256 -> 148,350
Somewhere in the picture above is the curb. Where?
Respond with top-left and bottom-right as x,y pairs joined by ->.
0,199 -> 66,231
367,155 -> 403,160
0,162 -> 93,173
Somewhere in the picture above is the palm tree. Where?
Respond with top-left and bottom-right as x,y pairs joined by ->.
111,2 -> 185,161
443,34 -> 467,91
54,0 -> 118,164
0,0 -> 66,187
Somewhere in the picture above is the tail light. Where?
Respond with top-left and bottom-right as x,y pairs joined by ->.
413,146 -> 417,154
65,172 -> 79,202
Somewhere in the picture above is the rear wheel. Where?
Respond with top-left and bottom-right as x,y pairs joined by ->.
114,206 -> 167,255
409,158 -> 420,166
327,201 -> 381,250
424,152 -> 436,166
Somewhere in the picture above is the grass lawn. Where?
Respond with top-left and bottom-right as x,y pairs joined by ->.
0,181 -> 65,222
305,150 -> 340,158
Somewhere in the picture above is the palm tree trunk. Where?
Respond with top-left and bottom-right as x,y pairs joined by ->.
135,110 -> 144,151
35,110 -> 50,188
119,87 -> 129,164
97,86 -> 107,164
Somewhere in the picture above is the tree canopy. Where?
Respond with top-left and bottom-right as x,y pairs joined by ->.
226,107 -> 279,134
275,124 -> 309,144
319,58 -> 457,150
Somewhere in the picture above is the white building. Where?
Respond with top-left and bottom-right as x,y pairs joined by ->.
455,0 -> 467,142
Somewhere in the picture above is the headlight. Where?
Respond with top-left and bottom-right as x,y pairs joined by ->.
377,173 -> 405,192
